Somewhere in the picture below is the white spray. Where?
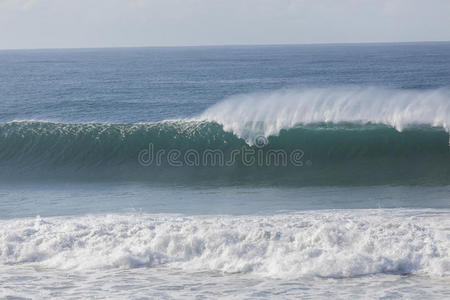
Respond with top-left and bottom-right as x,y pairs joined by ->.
197,87 -> 450,144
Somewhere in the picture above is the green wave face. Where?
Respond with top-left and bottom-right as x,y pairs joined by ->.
1,121 -> 449,186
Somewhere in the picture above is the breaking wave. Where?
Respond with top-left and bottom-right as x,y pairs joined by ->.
1,87 -> 449,184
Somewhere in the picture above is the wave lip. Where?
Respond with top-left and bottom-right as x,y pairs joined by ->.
1,210 -> 449,278
198,87 -> 450,143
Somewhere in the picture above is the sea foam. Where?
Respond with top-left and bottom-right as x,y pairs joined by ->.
1,210 -> 449,279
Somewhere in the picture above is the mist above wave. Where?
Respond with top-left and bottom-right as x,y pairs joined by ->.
198,87 -> 450,143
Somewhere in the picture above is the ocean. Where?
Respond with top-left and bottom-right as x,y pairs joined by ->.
0,43 -> 449,299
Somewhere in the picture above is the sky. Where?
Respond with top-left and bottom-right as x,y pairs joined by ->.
0,0 -> 449,49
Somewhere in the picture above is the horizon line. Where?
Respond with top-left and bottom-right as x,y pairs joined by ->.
1,40 -> 449,51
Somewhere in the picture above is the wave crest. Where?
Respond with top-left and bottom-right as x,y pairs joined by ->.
198,87 -> 450,143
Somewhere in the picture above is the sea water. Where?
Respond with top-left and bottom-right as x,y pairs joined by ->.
0,43 -> 450,299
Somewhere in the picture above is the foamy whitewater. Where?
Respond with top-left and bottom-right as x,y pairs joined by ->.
1,210 -> 449,298
1,43 -> 450,298
2,210 -> 449,276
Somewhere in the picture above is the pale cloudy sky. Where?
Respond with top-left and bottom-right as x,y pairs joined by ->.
0,0 -> 449,49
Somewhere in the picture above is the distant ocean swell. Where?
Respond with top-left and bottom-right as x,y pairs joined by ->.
1,87 -> 449,184
1,210 -> 449,278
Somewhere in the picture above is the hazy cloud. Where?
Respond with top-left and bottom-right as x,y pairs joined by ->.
0,0 -> 449,49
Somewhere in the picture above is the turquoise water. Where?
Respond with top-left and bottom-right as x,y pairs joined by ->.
0,43 -> 450,299
2,183 -> 450,219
